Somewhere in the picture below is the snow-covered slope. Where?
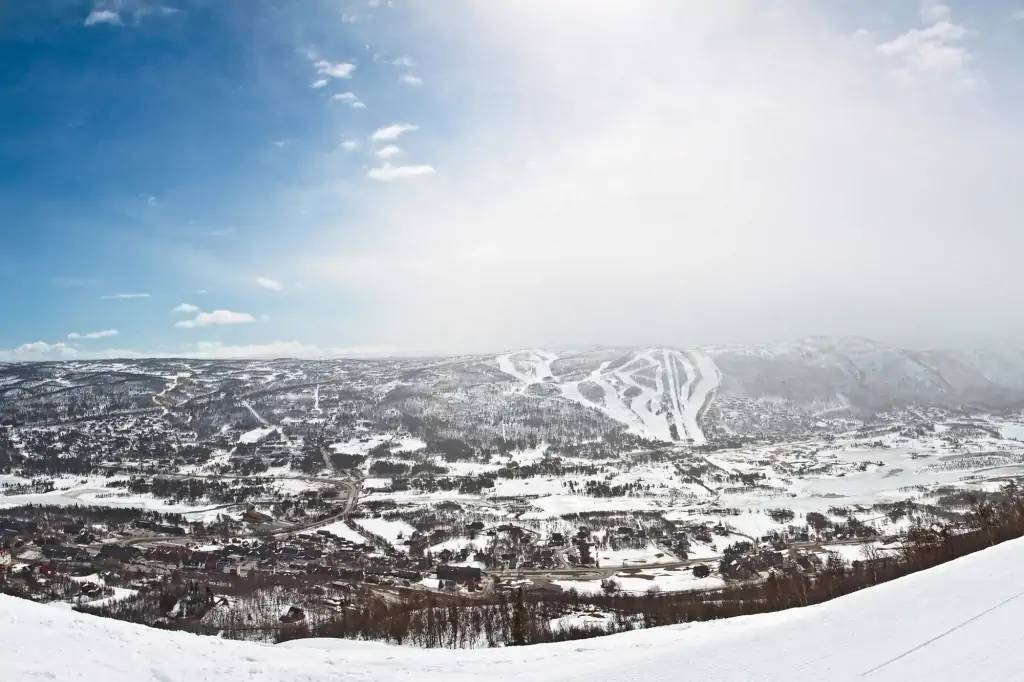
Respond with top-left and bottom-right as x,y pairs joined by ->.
495,338 -> 1024,443
497,347 -> 720,443
6,538 -> 1024,680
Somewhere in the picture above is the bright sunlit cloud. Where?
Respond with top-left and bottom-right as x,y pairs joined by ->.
3,1 -> 1023,357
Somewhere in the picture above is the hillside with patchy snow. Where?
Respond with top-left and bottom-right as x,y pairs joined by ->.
5,537 -> 1024,681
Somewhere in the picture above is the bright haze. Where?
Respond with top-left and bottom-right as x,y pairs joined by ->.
1,1 -> 1021,360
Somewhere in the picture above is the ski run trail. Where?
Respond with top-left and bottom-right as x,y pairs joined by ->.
497,348 -> 720,444
6,535 -> 1024,680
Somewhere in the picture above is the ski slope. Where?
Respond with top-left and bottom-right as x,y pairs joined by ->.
496,349 -> 556,384
497,348 -> 720,444
6,538 -> 1024,680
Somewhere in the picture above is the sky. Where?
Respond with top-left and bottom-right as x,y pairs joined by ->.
1,0 -> 1023,360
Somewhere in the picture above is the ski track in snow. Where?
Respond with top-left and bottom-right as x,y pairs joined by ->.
497,348 -> 720,444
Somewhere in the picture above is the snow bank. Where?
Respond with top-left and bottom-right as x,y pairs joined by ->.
6,538 -> 1024,680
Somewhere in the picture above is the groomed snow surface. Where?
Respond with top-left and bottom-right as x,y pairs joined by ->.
6,538 -> 1024,680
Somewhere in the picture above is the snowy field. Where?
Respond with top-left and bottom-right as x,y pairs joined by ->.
298,521 -> 366,544
5,537 -> 1024,680
353,517 -> 417,551
0,474 -> 228,522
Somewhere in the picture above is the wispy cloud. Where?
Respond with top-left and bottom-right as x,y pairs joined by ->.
313,59 -> 356,80
367,164 -> 436,182
84,9 -> 122,26
401,74 -> 423,87
877,3 -> 977,88
182,340 -> 324,359
920,0 -> 953,24
174,309 -> 256,329
331,92 -> 366,108
172,303 -> 200,314
370,123 -> 418,143
256,276 -> 283,291
179,341 -> 402,359
67,329 -> 119,340
101,293 -> 151,300
375,145 -> 401,160
83,2 -> 179,28
340,139 -> 360,152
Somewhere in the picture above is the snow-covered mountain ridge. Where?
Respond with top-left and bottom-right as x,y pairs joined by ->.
495,337 -> 1024,441
498,347 -> 720,444
5,536 -> 1024,681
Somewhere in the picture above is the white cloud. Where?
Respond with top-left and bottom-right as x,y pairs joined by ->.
84,2 -> 178,27
367,164 -> 436,182
100,293 -> 151,300
173,303 -> 200,314
292,3 -> 1022,351
340,139 -> 360,152
877,6 -> 976,87
392,55 -> 416,68
67,329 -> 119,340
331,92 -> 365,108
0,341 -> 78,362
314,59 -> 356,79
310,78 -> 328,89
84,9 -> 122,26
174,310 -> 256,329
401,74 -> 424,87
370,123 -> 418,143
375,145 -> 402,160
256,276 -> 283,291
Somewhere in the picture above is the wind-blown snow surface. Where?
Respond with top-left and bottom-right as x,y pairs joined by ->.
6,539 -> 1024,680
498,348 -> 720,444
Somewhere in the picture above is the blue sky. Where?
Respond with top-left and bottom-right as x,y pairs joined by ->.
2,1 -> 1023,359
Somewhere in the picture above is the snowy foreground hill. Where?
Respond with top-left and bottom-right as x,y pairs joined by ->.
6,538 -> 1024,681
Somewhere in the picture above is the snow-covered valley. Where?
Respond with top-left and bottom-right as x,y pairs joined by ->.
4,340 -> 1024,666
